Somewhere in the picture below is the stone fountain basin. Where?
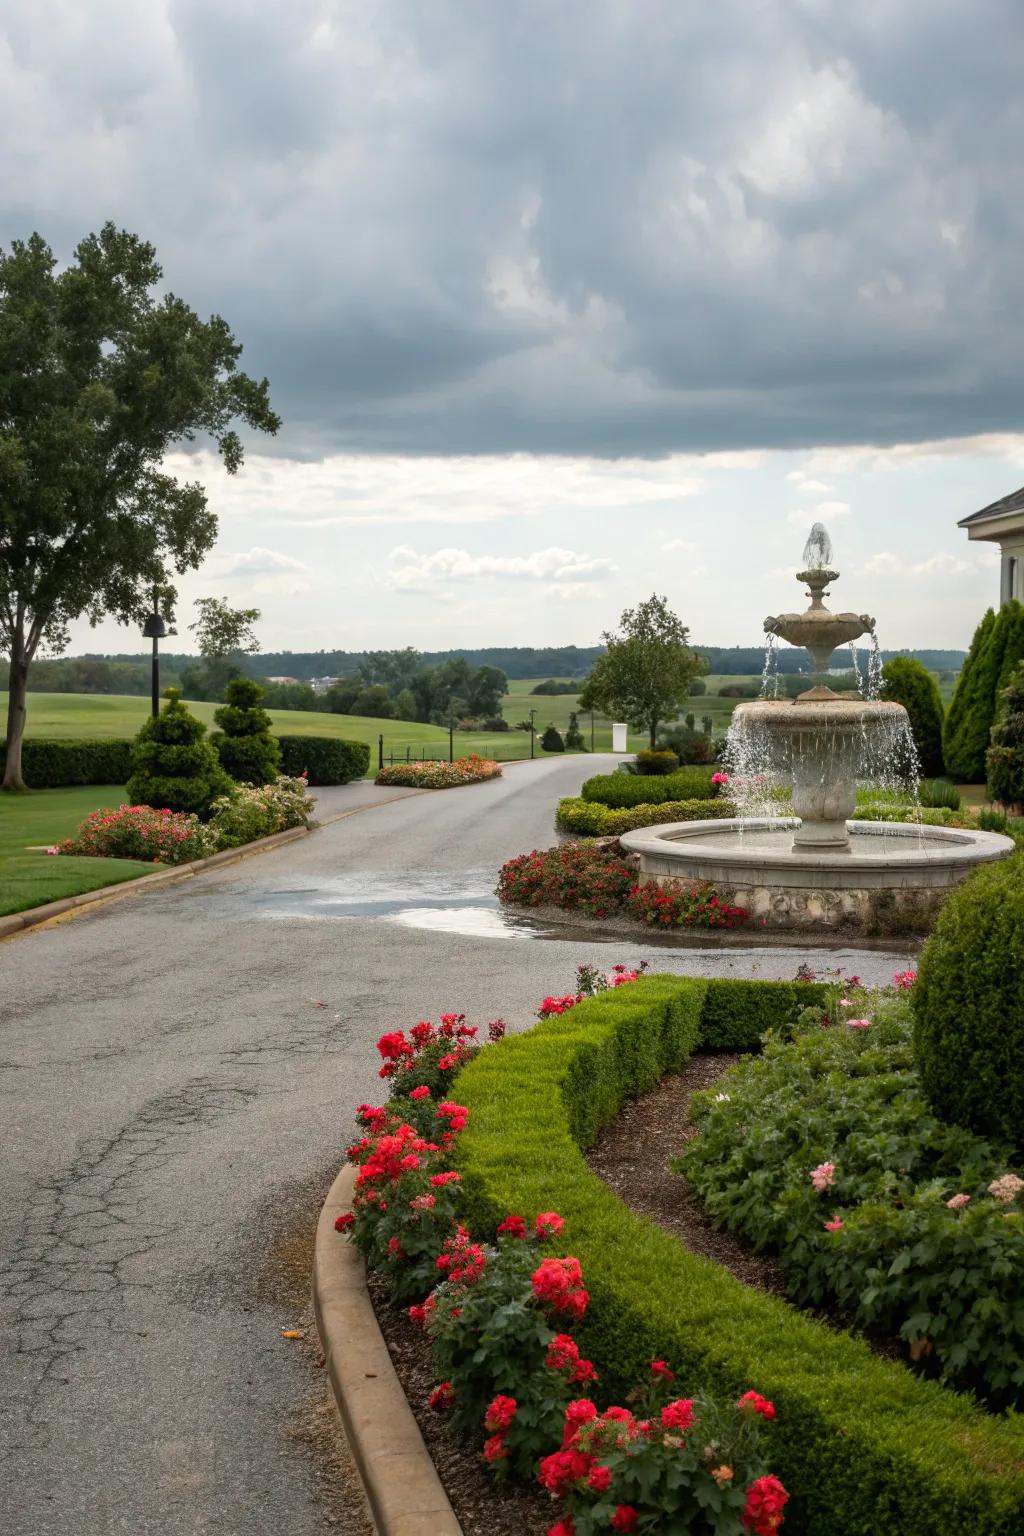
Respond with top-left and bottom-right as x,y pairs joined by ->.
618,817 -> 1016,932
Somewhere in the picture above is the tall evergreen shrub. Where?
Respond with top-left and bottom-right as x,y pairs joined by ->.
987,662 -> 1024,811
213,676 -> 281,785
943,602 -> 1024,782
126,688 -> 234,816
540,723 -> 565,752
880,657 -> 945,777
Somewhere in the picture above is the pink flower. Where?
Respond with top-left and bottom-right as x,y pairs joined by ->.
988,1174 -> 1024,1204
711,772 -> 730,785
824,1219 -> 844,1232
946,1192 -> 971,1210
847,1018 -> 872,1029
810,1161 -> 836,1192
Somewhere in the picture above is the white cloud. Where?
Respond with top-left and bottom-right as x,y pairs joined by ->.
860,551 -> 900,574
218,547 -> 311,576
662,538 -> 699,552
786,471 -> 834,495
912,553 -> 972,577
786,500 -> 850,528
384,545 -> 616,592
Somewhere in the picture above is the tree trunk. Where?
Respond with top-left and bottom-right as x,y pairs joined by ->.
649,717 -> 657,751
2,644 -> 28,790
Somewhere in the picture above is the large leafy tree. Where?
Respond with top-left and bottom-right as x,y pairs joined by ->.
0,225 -> 279,789
181,595 -> 262,701
579,594 -> 704,749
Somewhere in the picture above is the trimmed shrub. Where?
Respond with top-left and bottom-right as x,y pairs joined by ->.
881,657 -> 945,777
912,854 -> 1024,1149
213,677 -> 281,785
453,978 -> 1024,1535
0,736 -> 133,788
634,749 -> 679,775
918,778 -> 961,811
717,682 -> 759,698
656,724 -> 716,764
987,661 -> 1024,811
208,775 -> 316,848
540,723 -> 565,752
581,767 -> 716,807
944,602 -> 1024,782
556,796 -> 737,836
276,734 -> 369,785
126,689 -> 233,816
55,803 -> 216,864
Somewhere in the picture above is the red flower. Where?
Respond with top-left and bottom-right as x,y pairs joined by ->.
538,1447 -> 594,1498
484,1394 -> 517,1433
497,1214 -> 528,1239
535,1211 -> 564,1240
532,1256 -> 589,1318
429,1171 -> 462,1187
611,1507 -> 639,1532
334,1212 -> 355,1232
438,1054 -> 457,1071
428,1381 -> 454,1411
386,1236 -> 405,1258
561,1398 -> 599,1447
650,1359 -> 675,1381
587,1464 -> 612,1493
409,1085 -> 431,1100
483,1433 -> 508,1463
661,1398 -> 695,1432
547,1521 -> 575,1536
737,1391 -> 776,1421
741,1474 -> 789,1535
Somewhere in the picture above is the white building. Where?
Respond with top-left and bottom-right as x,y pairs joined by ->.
959,487 -> 1024,605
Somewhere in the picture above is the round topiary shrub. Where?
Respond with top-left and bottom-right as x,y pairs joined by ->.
635,749 -> 680,775
213,676 -> 282,785
127,688 -> 234,816
540,723 -> 565,752
912,853 -> 1024,1149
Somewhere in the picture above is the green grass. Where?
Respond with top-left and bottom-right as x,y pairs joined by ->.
0,784 -> 152,917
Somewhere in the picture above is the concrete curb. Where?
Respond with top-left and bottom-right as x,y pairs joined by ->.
0,823 -> 310,941
313,1164 -> 462,1536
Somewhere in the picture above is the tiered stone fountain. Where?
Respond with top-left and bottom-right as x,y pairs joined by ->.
620,529 -> 1014,934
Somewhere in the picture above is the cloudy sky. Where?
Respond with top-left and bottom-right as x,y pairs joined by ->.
4,0 -> 1023,654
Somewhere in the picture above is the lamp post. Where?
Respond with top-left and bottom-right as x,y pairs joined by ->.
529,707 -> 537,760
141,586 -> 175,718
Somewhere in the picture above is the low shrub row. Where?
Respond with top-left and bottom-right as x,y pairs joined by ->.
376,754 -> 501,788
556,796 -> 737,836
2,731 -> 368,790
451,977 -> 1024,1535
580,768 -> 718,808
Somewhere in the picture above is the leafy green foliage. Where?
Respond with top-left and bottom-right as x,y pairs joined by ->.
578,595 -> 705,750
684,996 -> 1024,1403
213,677 -> 281,785
918,778 -> 961,810
0,223 -> 279,788
0,736 -> 132,788
635,749 -> 680,775
944,603 -> 1024,782
987,661 -> 1024,810
275,735 -> 369,784
126,688 -> 233,815
581,767 -> 716,807
453,978 -> 1024,1534
540,723 -> 565,752
556,796 -> 737,836
881,657 -> 945,777
913,854 -> 1024,1148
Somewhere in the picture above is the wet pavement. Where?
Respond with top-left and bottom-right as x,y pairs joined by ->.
0,757 -> 917,1535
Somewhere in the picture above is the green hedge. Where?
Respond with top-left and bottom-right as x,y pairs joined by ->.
0,737 -> 133,788
556,795 -> 737,836
453,977 -> 1024,1536
276,735 -> 369,785
580,767 -> 717,807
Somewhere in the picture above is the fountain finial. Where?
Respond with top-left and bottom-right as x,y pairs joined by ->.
763,525 -> 875,678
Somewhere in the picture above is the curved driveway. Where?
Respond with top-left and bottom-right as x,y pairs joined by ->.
0,756 -> 913,1535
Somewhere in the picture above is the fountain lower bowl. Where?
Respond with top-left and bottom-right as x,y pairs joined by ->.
618,817 -> 1016,934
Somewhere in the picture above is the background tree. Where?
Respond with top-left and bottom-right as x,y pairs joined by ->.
944,602 -> 1024,782
352,683 -> 394,719
213,676 -> 281,785
181,596 -> 262,702
565,710 -> 585,750
579,595 -> 704,750
880,656 -> 945,777
126,688 -> 233,814
986,661 -> 1024,811
540,723 -> 565,752
0,224 -> 279,789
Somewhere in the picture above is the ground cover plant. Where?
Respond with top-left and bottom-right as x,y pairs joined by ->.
376,754 -> 502,788
682,973 -> 1024,1408
498,843 -> 749,929
337,984 -> 791,1534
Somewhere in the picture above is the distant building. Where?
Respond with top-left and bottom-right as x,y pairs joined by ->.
959,487 -> 1024,605
266,674 -> 301,685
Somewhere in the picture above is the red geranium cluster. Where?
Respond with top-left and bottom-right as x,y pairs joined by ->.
626,878 -> 749,930
538,994 -> 583,1019
436,1224 -> 488,1285
546,1333 -> 598,1385
483,1393 -> 518,1463
532,1256 -> 589,1319
376,1014 -> 481,1080
742,1474 -> 789,1534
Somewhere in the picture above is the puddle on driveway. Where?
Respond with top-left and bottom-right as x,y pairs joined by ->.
235,873 -> 540,941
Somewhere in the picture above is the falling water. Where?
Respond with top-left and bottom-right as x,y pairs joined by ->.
847,641 -> 864,697
760,631 -> 782,700
866,632 -> 883,700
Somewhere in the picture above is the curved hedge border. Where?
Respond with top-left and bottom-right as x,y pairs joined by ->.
556,795 -> 737,836
452,976 -> 1024,1536
580,768 -> 718,808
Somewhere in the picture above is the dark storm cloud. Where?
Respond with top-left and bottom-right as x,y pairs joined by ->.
2,0 -> 1023,456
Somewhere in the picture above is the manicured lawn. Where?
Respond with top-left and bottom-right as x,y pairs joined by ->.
0,785 -> 153,918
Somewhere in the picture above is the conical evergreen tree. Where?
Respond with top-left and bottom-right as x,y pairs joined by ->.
987,661 -> 1024,811
127,688 -> 234,815
880,657 -> 945,777
214,676 -> 281,785
944,604 -> 1024,782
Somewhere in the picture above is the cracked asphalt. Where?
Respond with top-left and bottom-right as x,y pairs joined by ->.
0,756 -> 916,1535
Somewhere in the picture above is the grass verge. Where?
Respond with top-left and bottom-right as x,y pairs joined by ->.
0,785 -> 152,917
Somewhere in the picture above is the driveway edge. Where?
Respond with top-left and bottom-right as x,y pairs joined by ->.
0,824 -> 309,940
313,1163 -> 462,1536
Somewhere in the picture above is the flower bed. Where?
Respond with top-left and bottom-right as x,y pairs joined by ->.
556,796 -> 738,836
450,976 -> 1024,1535
339,990 -> 791,1534
376,754 -> 502,789
498,843 -> 749,930
683,977 -> 1024,1407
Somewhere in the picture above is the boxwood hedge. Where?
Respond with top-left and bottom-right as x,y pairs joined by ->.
580,767 -> 718,807
556,795 -> 737,836
275,735 -> 369,785
452,976 -> 1024,1535
0,736 -> 133,788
